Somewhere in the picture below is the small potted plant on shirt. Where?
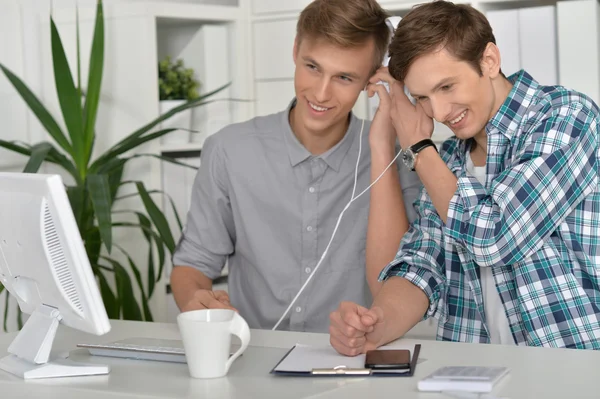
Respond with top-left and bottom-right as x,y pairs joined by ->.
158,56 -> 201,144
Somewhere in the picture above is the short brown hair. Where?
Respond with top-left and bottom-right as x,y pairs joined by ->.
388,1 -> 497,81
296,0 -> 391,74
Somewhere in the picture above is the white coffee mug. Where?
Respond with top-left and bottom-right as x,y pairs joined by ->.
177,309 -> 250,379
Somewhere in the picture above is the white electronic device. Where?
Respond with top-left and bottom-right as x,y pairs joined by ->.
78,338 -> 186,363
77,337 -> 241,363
418,366 -> 510,393
0,173 -> 111,379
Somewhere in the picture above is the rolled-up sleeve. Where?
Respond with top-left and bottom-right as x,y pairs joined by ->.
172,135 -> 235,280
379,188 -> 447,319
445,102 -> 598,267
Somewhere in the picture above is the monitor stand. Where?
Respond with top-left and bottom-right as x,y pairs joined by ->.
0,305 -> 109,379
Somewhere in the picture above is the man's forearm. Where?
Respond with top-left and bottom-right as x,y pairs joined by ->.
366,145 -> 409,297
170,266 -> 213,310
372,276 -> 429,347
414,147 -> 457,223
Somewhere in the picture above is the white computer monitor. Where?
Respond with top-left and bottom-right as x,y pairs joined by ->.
0,172 -> 111,379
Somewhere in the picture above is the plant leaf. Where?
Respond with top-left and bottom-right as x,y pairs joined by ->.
95,267 -> 119,319
82,0 -> 104,166
3,290 -> 9,332
51,17 -> 84,172
112,188 -> 183,233
0,285 -> 5,332
111,220 -> 166,278
91,85 -> 233,169
0,139 -> 79,183
112,210 -> 166,280
86,226 -> 102,266
114,189 -> 162,202
67,185 -> 86,229
103,256 -> 143,321
76,5 -> 81,97
23,142 -> 53,173
146,245 -> 156,300
127,257 -> 153,321
46,145 -> 80,182
87,174 -> 112,252
113,244 -> 153,322
129,153 -> 199,170
17,307 -> 23,330
120,84 -> 229,141
0,139 -> 31,157
162,190 -> 184,232
136,213 -> 156,297
0,64 -> 73,154
94,157 -> 126,202
135,181 -> 175,253
92,128 -> 177,166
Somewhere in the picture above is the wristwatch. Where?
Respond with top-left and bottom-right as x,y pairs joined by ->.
402,139 -> 437,171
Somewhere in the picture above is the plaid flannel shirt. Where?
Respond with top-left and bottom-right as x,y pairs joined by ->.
381,70 -> 600,348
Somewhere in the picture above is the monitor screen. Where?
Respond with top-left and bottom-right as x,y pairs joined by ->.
0,172 -> 111,379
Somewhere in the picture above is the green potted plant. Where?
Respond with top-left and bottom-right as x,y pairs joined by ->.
0,0 -> 229,330
158,56 -> 200,144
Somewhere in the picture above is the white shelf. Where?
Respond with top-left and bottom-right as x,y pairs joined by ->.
151,3 -> 244,24
54,1 -> 244,24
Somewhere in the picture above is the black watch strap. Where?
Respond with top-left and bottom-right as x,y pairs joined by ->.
409,139 -> 437,154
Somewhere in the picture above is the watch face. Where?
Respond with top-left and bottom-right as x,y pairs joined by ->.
402,150 -> 415,170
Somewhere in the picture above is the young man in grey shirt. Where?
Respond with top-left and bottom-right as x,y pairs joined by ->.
170,0 -> 422,332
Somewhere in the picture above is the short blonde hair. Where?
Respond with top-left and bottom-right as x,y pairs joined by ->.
296,0 -> 391,75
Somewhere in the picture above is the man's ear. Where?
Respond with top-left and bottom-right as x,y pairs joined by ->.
480,42 -> 501,79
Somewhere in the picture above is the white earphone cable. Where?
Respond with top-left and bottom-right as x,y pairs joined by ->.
272,118 -> 402,330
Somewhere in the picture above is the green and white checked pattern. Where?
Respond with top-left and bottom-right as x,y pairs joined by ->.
381,70 -> 600,348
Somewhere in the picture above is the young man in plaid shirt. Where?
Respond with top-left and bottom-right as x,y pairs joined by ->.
329,1 -> 600,355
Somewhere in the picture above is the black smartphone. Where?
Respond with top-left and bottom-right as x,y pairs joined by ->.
364,349 -> 411,370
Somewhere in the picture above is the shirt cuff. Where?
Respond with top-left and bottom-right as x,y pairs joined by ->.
378,261 -> 442,320
446,175 -> 488,243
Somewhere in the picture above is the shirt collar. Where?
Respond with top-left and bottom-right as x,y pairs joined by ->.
281,98 -> 359,172
454,70 -> 539,164
488,69 -> 539,140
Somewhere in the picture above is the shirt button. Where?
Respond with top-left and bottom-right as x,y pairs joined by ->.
295,306 -> 302,313
309,187 -> 315,193
306,226 -> 313,232
305,267 -> 311,274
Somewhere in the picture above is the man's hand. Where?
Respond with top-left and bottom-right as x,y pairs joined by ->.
366,67 -> 396,150
329,301 -> 385,356
389,81 -> 434,150
180,289 -> 237,312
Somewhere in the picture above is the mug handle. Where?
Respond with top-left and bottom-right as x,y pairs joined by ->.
224,312 -> 250,373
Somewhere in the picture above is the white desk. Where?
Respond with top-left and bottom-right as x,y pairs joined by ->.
1,320 -> 599,398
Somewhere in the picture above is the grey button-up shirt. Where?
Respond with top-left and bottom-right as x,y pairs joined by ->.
172,100 -> 422,332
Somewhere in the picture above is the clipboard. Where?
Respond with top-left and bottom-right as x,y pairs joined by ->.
270,343 -> 421,377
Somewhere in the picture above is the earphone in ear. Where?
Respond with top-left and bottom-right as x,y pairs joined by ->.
369,16 -> 405,118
